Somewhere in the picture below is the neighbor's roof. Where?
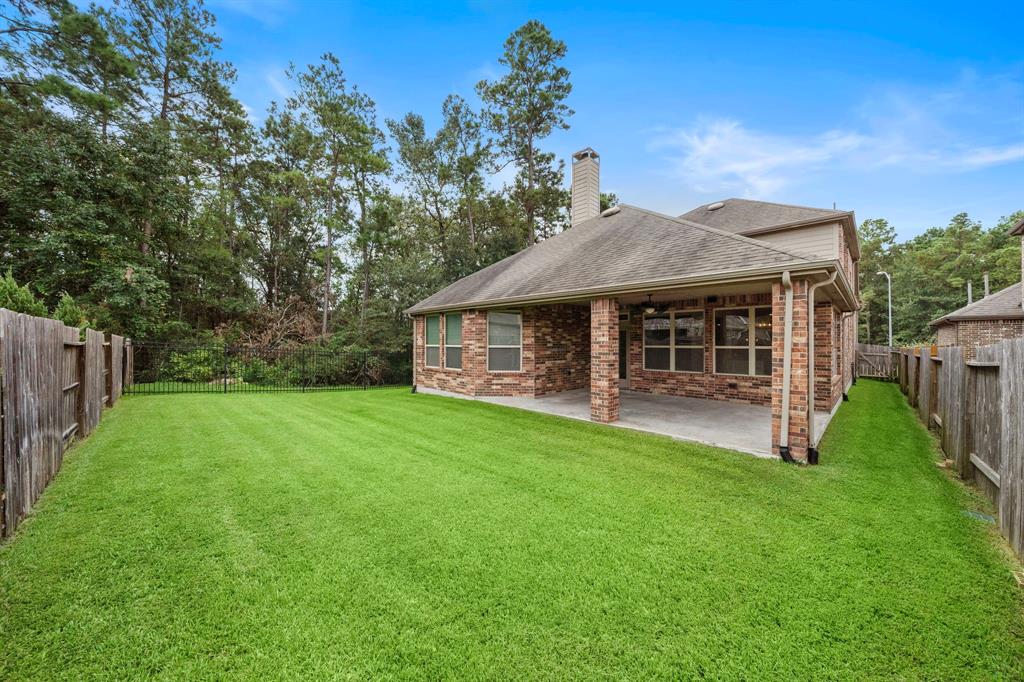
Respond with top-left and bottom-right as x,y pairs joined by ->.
1010,215 -> 1024,236
931,283 -> 1024,326
678,198 -> 850,235
407,205 -> 827,314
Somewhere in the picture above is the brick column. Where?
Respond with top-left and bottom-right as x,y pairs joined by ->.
590,298 -> 619,423
771,278 -> 810,460
813,302 -> 835,408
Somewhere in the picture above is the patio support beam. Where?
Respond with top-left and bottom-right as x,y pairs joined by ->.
590,298 -> 619,423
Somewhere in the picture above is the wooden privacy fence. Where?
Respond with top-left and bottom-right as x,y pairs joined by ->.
0,308 -> 133,539
896,339 -> 1024,558
856,343 -> 899,379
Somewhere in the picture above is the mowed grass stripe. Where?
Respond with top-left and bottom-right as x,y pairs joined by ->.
1,382 -> 1022,679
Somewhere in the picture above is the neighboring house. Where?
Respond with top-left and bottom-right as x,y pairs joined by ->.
407,148 -> 860,462
932,216 -> 1024,359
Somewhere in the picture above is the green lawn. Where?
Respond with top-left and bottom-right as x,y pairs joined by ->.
1,382 -> 1022,679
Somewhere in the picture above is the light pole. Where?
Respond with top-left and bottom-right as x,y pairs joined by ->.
877,271 -> 893,348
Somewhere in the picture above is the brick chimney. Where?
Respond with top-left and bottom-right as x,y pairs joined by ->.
571,148 -> 600,227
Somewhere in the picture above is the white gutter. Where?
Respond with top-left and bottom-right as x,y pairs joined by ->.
779,271 -> 795,462
807,270 -> 838,460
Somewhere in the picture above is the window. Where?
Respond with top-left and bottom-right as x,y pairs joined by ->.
487,311 -> 521,371
424,315 -> 440,367
714,306 -> 772,376
445,313 -> 462,369
643,310 -> 704,372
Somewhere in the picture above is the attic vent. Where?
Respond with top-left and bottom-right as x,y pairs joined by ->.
601,205 -> 621,217
707,201 -> 725,211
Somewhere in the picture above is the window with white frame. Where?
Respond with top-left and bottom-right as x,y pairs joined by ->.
445,313 -> 462,369
643,310 -> 704,372
714,306 -> 772,376
424,315 -> 440,367
487,311 -> 521,371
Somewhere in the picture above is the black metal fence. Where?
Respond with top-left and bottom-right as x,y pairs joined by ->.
126,343 -> 412,394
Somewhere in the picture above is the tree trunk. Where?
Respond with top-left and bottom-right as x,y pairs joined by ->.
141,217 -> 152,255
525,136 -> 536,248
321,220 -> 332,337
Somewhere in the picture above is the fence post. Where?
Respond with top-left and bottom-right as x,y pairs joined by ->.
75,333 -> 86,436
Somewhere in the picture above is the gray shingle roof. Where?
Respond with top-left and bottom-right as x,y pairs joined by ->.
678,198 -> 848,235
931,283 -> 1024,325
407,205 -> 820,314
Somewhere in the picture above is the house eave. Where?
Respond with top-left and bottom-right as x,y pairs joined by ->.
931,313 -> 1024,327
406,259 -> 857,316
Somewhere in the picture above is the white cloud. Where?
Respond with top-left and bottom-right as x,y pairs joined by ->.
264,68 -> 291,100
211,0 -> 293,28
650,118 -> 864,196
650,72 -> 1024,197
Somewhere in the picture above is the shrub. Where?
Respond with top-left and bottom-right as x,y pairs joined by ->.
52,292 -> 90,328
163,348 -> 222,383
0,270 -> 47,317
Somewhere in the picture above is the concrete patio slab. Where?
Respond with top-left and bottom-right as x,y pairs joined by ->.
418,387 -> 837,458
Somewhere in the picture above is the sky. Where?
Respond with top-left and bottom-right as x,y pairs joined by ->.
208,0 -> 1023,240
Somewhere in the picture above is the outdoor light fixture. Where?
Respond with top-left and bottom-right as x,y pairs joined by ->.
643,294 -> 657,315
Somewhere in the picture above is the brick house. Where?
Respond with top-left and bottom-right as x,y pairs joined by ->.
407,148 -> 860,462
932,216 -> 1024,359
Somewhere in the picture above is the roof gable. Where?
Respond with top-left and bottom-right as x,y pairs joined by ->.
407,205 -> 819,314
931,283 -> 1024,325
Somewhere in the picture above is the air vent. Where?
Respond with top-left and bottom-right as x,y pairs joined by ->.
601,205 -> 621,217
707,201 -> 725,211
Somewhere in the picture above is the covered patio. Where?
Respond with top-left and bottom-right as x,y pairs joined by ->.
419,387 -> 838,457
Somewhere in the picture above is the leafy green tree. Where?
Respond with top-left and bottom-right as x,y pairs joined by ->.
880,212 -> 1022,344
477,20 -> 573,247
240,105 -> 321,309
856,218 -> 897,344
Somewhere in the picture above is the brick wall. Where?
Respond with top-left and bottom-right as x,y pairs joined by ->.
953,319 -> 1024,360
626,293 -> 774,406
590,298 -> 619,423
842,311 -> 855,392
413,309 -> 535,397
936,323 -> 958,347
771,278 -> 811,460
815,303 -> 839,409
535,304 -> 591,396
413,304 -> 590,398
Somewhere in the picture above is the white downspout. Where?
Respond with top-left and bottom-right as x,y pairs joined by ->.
779,271 -> 795,461
807,270 -> 838,460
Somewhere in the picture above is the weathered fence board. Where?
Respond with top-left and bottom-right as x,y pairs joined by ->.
109,335 -> 124,405
913,352 -> 921,405
856,343 -> 898,379
996,339 -> 1023,556
937,346 -> 966,471
0,308 -> 130,539
896,338 -> 1024,558
81,329 -> 104,438
970,344 -> 1002,506
917,352 -> 932,425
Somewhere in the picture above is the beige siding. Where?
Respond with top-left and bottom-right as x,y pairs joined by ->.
751,222 -> 839,260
